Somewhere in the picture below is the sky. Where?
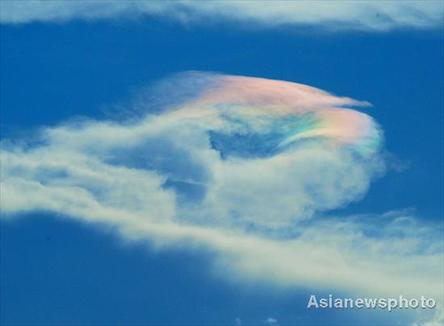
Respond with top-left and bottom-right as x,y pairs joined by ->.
0,1 -> 443,326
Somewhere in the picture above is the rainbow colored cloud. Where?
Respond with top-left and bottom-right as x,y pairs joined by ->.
1,73 -> 442,323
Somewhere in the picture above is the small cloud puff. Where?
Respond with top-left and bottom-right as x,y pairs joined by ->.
264,317 -> 278,325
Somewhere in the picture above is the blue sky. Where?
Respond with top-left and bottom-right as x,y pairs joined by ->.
1,2 -> 443,326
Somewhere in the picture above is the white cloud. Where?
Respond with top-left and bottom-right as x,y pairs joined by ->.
1,73 -> 443,324
0,0 -> 443,30
264,317 -> 277,325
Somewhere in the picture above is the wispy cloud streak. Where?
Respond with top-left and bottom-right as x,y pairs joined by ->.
1,1 -> 443,30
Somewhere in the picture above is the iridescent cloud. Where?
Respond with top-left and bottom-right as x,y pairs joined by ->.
1,73 -> 442,324
179,74 -> 380,156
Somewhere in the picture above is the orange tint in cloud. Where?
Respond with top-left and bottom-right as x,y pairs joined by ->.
174,73 -> 379,153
